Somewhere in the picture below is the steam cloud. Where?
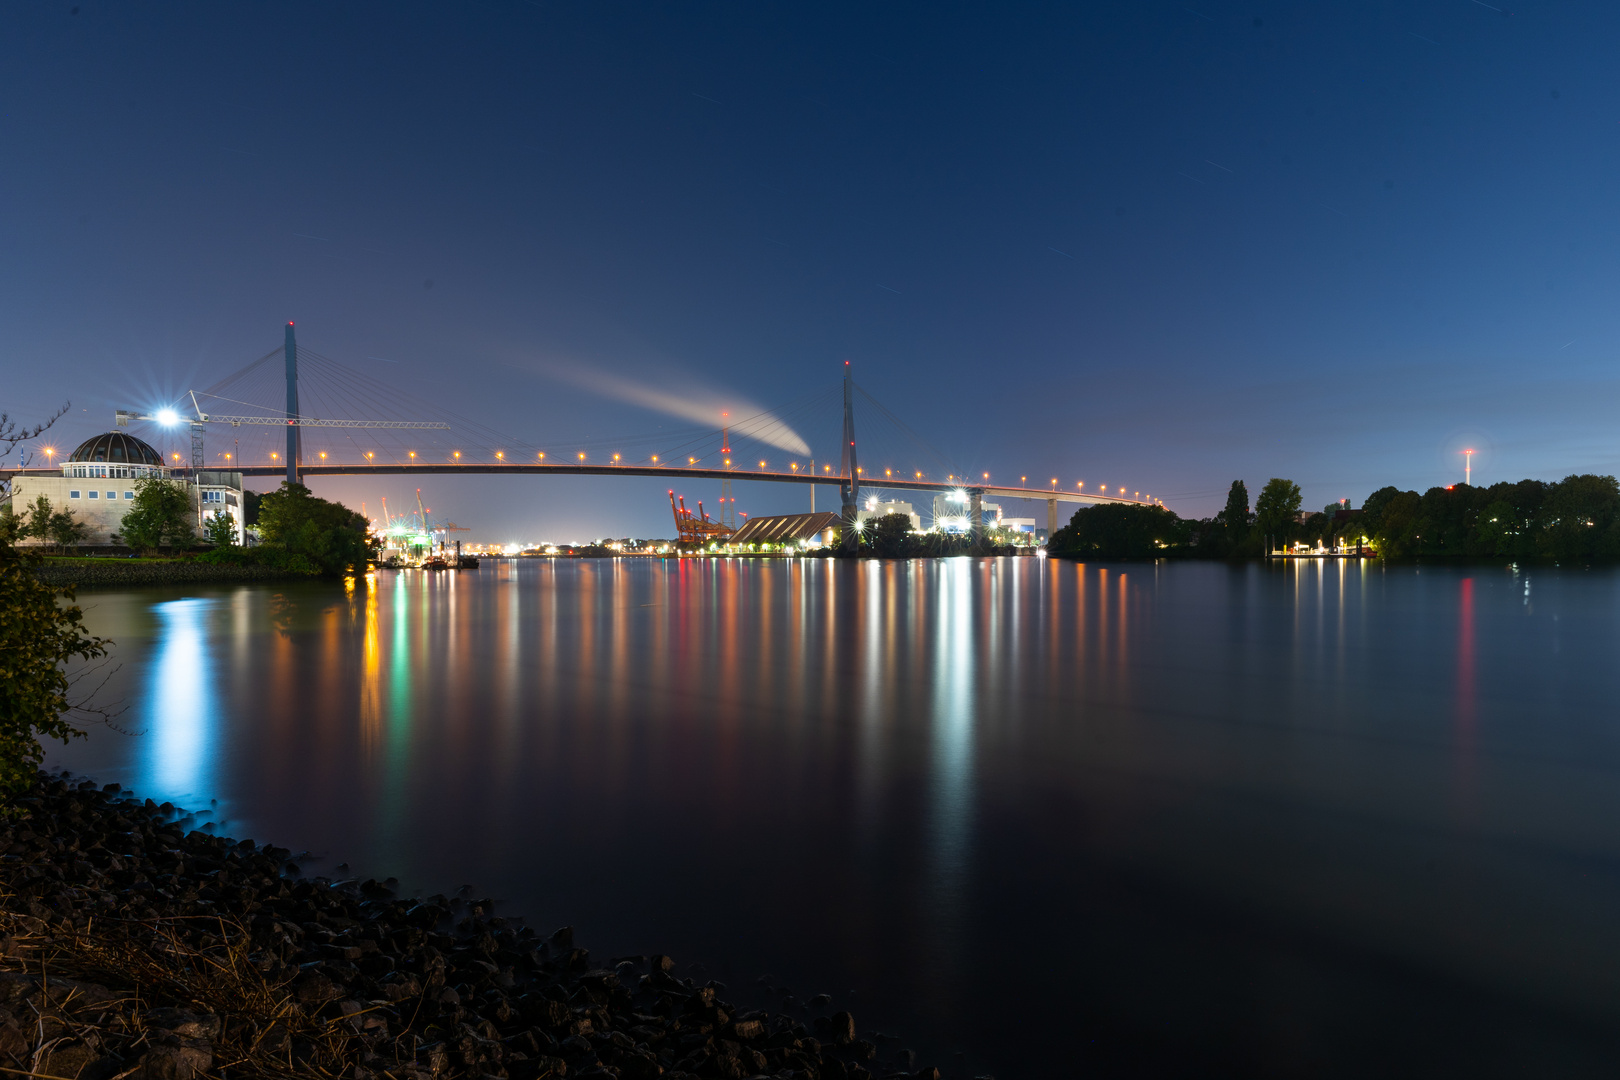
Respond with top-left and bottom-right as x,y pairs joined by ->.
545,365 -> 812,457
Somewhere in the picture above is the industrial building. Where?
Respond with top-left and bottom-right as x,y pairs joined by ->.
932,491 -> 1002,532
726,511 -> 841,548
856,498 -> 921,531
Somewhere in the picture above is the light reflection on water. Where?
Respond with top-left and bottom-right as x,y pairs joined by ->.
52,559 -> 1620,1077
146,597 -> 215,800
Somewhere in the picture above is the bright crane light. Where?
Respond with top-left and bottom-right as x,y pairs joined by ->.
155,408 -> 180,426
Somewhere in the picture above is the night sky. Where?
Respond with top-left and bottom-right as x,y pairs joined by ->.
6,1 -> 1617,542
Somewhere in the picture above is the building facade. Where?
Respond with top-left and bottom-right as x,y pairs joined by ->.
931,491 -> 1002,532
856,498 -> 921,531
4,432 -> 244,546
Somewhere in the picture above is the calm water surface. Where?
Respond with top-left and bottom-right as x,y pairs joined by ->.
50,559 -> 1620,1077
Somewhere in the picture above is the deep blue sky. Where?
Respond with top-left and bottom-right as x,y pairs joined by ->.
6,1 -> 1617,541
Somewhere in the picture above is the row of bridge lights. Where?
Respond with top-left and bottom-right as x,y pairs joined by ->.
203,449 -> 1157,501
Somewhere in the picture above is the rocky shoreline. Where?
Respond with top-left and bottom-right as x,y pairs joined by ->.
1,774 -> 949,1080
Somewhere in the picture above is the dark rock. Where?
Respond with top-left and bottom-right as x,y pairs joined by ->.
729,1018 -> 765,1041
143,1008 -> 220,1040
128,1041 -> 213,1079
825,1010 -> 857,1044
41,1042 -> 119,1080
293,970 -> 342,1004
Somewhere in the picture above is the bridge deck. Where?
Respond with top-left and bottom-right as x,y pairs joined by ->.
2,463 -> 1145,505
244,464 -> 1138,503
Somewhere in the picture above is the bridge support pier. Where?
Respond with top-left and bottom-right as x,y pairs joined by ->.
1047,498 -> 1058,542
970,488 -> 984,542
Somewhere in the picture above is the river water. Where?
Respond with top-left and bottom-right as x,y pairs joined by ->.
48,558 -> 1620,1077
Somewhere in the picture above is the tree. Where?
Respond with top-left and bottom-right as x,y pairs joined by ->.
203,509 -> 237,547
865,512 -> 914,557
1049,503 -> 1188,558
117,475 -> 196,552
21,495 -> 54,543
0,402 -> 109,802
46,506 -> 88,551
1219,481 -> 1250,539
256,482 -> 375,573
1370,490 -> 1423,558
1474,499 -> 1520,557
18,495 -> 86,552
1539,474 -> 1620,562
0,402 -> 68,502
1254,478 -> 1302,549
0,542 -> 108,800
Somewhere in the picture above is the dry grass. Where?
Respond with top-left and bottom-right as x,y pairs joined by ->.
0,894 -> 416,1079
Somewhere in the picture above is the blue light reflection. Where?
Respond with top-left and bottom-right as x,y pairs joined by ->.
144,597 -> 217,801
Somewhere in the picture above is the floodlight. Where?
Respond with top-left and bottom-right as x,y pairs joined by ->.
155,408 -> 180,426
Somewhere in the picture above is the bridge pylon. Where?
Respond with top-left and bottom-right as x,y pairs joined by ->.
284,321 -> 301,486
839,361 -> 859,551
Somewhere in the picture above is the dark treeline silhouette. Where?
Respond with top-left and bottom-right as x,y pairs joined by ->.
1048,474 -> 1620,562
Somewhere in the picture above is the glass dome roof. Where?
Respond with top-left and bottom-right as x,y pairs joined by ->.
67,432 -> 164,466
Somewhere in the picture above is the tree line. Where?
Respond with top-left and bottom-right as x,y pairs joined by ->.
1047,474 -> 1620,561
1,476 -> 376,575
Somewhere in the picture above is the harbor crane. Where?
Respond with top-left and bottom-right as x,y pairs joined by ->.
116,322 -> 447,476
116,393 -> 448,472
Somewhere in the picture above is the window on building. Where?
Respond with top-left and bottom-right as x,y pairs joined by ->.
106,491 -> 117,500
69,490 -> 80,499
87,490 -> 98,499
124,491 -> 135,499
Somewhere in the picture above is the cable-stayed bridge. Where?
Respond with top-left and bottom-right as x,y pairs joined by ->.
100,324 -> 1157,545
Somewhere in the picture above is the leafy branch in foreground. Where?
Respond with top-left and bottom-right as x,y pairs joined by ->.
0,542 -> 112,801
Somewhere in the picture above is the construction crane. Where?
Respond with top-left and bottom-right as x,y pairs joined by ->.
114,393 -> 448,471
669,490 -> 732,544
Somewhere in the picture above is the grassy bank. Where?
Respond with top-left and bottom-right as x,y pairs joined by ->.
33,556 -> 318,588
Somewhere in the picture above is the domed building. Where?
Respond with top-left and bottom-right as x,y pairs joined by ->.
65,432 -> 167,470
4,431 -> 244,547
